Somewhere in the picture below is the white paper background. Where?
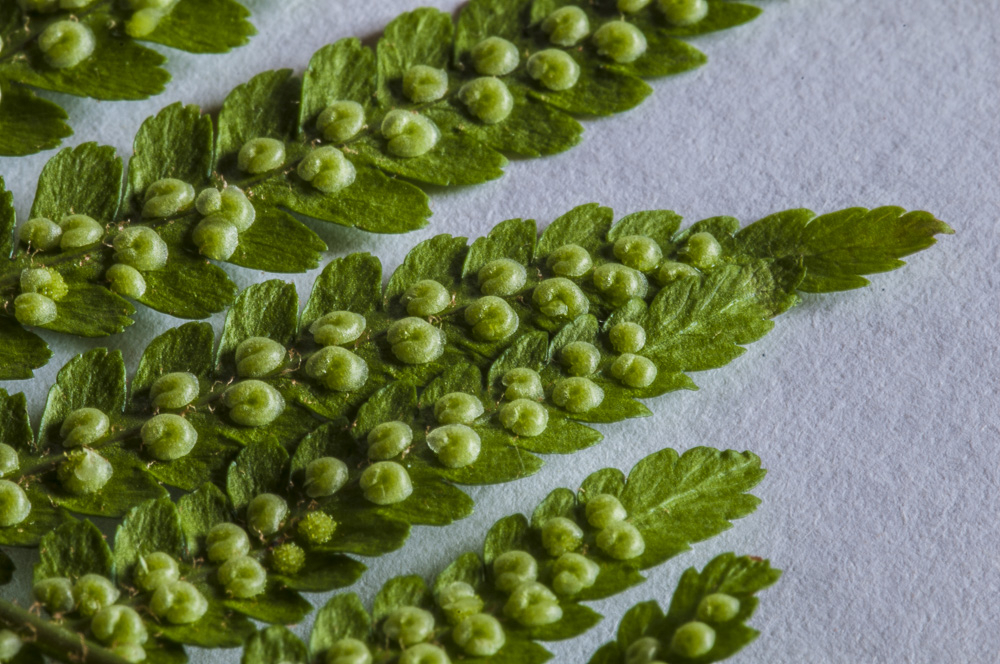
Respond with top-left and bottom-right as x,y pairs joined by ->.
2,0 -> 998,662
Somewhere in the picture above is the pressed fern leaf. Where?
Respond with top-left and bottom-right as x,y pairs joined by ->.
0,0 -> 770,377
0,0 -> 255,157
0,446 -> 765,662
0,203 -> 949,549
237,448 -> 765,664
587,553 -> 781,664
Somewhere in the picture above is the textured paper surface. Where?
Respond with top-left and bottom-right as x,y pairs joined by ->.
1,0 -> 997,661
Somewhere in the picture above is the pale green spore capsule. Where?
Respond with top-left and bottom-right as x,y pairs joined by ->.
0,480 -> 30,527
656,260 -> 700,284
60,407 -> 110,447
195,187 -> 256,232
453,613 -> 506,657
246,493 -> 288,536
502,368 -> 544,401
402,64 -> 449,103
384,606 -> 435,646
271,542 -> 306,575
238,137 -> 286,174
552,552 -> 600,596
106,264 -> 146,299
434,392 -> 484,425
222,380 -> 285,427
218,555 -> 267,599
609,322 -> 646,354
679,231 -> 723,269
552,377 -> 604,413
499,399 -> 548,437
19,217 -> 62,250
459,77 -> 514,124
503,582 -> 563,627
206,523 -> 251,563
72,574 -> 120,617
20,267 -> 68,300
367,421 -> 413,460
141,413 -> 198,461
192,216 -> 239,261
33,577 -> 75,614
436,582 -> 483,625
14,293 -> 57,326
91,605 -> 148,645
593,20 -> 648,64
360,461 -> 413,505
593,263 -> 648,306
298,511 -> 337,545
0,444 -> 18,478
134,552 -> 180,593
625,636 -> 661,664
309,311 -> 366,346
387,317 -> 445,364
318,101 -> 365,143
492,550 -> 537,593
546,244 -> 592,277
325,638 -> 372,664
611,353 -> 658,388
527,49 -> 580,91
304,456 -> 349,498
59,214 -> 103,249
560,341 -> 601,377
113,226 -> 170,274
0,630 -> 20,663
149,372 -> 199,410
698,593 -> 741,623
298,146 -> 357,194
126,0 -> 176,11
542,6 -> 590,46
39,20 -> 95,68
111,644 -> 146,663
402,279 -> 450,317
307,346 -> 369,392
381,110 -> 440,158
613,235 -> 662,272
426,424 -> 481,468
471,36 -> 519,76
658,0 -> 709,26
617,0 -> 652,13
58,449 -> 112,495
126,8 -> 166,39
596,521 -> 646,560
150,580 -> 208,624
585,493 -> 627,529
235,337 -> 286,378
399,643 -> 450,664
541,516 -> 583,556
142,178 -> 195,219
478,258 -> 526,296
671,621 -> 715,657
532,278 -> 589,321
465,295 -> 519,341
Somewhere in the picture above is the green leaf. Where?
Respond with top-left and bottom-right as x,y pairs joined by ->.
377,8 -> 454,105
30,143 -> 123,222
300,38 -> 377,125
273,551 -> 366,593
47,444 -> 169,518
113,498 -> 186,577
0,319 -> 51,381
132,322 -> 216,395
142,0 -> 255,54
177,483 -> 231,555
0,550 -> 12,585
302,253 -> 383,329
37,348 -> 126,446
372,574 -> 432,620
223,582 -> 313,624
615,600 -> 663,649
217,70 -> 301,165
0,83 -> 71,157
241,626 -> 307,664
309,594 -> 372,653
217,280 -> 300,368
621,447 -> 766,569
154,592 -> 256,648
34,519 -> 112,582
226,439 -> 290,510
536,203 -> 615,258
